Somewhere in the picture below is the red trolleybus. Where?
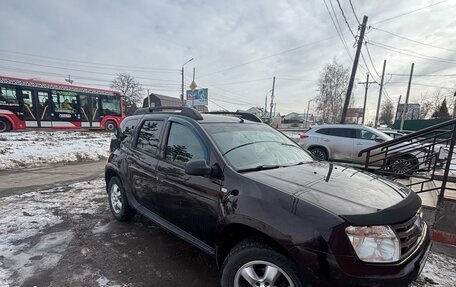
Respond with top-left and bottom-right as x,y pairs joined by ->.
0,75 -> 124,132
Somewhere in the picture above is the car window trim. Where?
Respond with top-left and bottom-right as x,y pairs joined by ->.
132,117 -> 165,157
162,117 -> 210,168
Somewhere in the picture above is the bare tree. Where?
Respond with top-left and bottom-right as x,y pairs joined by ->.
419,92 -> 433,119
111,73 -> 143,115
315,58 -> 350,123
379,98 -> 394,126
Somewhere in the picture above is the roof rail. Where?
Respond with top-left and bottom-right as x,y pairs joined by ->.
134,106 -> 203,120
204,111 -> 262,123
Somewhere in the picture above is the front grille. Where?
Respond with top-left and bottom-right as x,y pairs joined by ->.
391,212 -> 423,259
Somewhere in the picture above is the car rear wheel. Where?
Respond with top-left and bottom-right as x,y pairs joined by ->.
221,239 -> 305,287
108,177 -> 136,221
309,147 -> 328,161
0,118 -> 11,133
105,120 -> 117,132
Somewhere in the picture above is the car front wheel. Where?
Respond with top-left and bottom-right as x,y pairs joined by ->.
221,239 -> 305,287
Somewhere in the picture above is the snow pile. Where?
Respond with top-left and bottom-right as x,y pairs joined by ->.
411,251 -> 456,286
0,179 -> 106,286
0,131 -> 112,170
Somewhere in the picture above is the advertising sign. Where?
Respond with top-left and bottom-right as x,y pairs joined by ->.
186,88 -> 208,106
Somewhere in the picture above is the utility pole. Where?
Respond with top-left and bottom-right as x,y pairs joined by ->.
395,95 -> 402,123
181,58 -> 194,105
274,103 -> 277,116
305,99 -> 313,128
374,60 -> 387,128
147,89 -> 150,107
452,91 -> 456,118
400,63 -> 415,130
358,73 -> 376,125
269,77 -> 276,125
341,15 -> 368,124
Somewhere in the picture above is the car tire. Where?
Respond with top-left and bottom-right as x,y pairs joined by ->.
108,177 -> 136,221
0,118 -> 11,133
221,238 -> 305,287
309,147 -> 328,161
389,155 -> 419,175
105,120 -> 117,132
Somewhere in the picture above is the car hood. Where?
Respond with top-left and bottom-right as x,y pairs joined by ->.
242,161 -> 410,216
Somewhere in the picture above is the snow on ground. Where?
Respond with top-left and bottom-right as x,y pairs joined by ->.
0,131 -> 112,170
411,251 -> 456,287
0,179 -> 106,286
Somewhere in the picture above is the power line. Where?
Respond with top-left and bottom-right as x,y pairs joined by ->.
203,77 -> 271,86
0,58 -> 181,82
208,99 -> 229,111
371,27 -> 456,52
364,44 -> 381,78
0,66 -> 181,87
336,0 -> 356,37
387,81 -> 455,90
0,49 -> 177,72
199,34 -> 338,78
349,0 -> 361,24
371,0 -> 449,25
323,0 -> 354,61
368,41 -> 456,64
389,73 -> 456,77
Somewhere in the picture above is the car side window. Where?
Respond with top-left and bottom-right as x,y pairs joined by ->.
358,130 -> 377,140
120,119 -> 138,146
136,120 -> 164,155
329,128 -> 355,138
316,128 -> 329,135
165,122 -> 207,166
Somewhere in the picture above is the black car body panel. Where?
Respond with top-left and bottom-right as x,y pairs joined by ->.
105,110 -> 431,286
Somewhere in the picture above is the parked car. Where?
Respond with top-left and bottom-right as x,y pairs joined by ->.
299,124 -> 428,173
380,129 -> 406,139
105,108 -> 430,287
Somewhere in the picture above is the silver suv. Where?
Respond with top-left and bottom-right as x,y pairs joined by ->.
299,124 -> 392,163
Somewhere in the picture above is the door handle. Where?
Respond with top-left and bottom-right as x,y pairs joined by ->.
323,139 -> 330,142
356,143 -> 363,145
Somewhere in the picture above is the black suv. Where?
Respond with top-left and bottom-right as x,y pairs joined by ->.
105,107 -> 431,287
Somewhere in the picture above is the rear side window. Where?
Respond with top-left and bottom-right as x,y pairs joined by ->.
165,122 -> 207,166
357,129 -> 377,140
120,119 -> 138,145
136,120 -> 164,155
329,128 -> 355,138
315,128 -> 330,135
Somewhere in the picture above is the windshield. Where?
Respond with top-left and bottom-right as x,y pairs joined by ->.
202,123 -> 313,172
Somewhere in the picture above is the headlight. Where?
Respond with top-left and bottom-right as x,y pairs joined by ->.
345,225 -> 400,263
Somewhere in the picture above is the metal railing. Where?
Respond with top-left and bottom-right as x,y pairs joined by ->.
359,119 -> 456,204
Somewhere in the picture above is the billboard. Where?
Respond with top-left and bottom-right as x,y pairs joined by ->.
186,88 -> 208,106
395,103 -> 420,121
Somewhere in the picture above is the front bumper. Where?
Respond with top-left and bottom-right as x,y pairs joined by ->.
289,224 -> 432,286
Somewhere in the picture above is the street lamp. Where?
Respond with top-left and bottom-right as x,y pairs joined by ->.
181,58 -> 194,105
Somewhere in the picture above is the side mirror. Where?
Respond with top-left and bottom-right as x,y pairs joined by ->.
185,159 -> 212,176
374,137 -> 385,143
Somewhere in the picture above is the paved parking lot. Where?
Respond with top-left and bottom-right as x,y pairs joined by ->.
0,178 -> 218,287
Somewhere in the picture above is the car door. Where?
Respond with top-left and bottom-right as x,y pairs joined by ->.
326,128 -> 355,161
353,129 -> 381,163
155,118 -> 221,246
127,119 -> 164,211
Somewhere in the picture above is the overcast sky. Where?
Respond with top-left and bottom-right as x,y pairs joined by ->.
1,0 -> 455,121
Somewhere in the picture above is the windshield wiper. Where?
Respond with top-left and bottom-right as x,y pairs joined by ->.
237,164 -> 281,173
223,141 -> 276,156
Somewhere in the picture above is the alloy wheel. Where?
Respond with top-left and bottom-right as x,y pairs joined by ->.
391,158 -> 413,174
310,149 -> 326,161
110,183 -> 122,214
234,260 -> 294,287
